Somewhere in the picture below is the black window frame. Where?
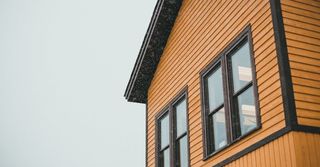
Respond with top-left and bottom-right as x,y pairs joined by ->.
200,25 -> 261,159
155,88 -> 190,167
157,111 -> 170,167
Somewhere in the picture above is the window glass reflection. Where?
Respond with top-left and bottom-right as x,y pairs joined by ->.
160,114 -> 169,149
175,99 -> 187,137
212,107 -> 227,150
162,149 -> 170,167
231,42 -> 252,93
177,136 -> 188,167
207,67 -> 224,111
236,87 -> 257,135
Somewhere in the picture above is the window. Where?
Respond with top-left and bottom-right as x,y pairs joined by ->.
159,113 -> 170,167
156,91 -> 189,167
200,27 -> 260,157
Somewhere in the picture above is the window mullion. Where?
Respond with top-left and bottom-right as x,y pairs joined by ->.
229,57 -> 242,139
222,55 -> 233,144
203,71 -> 213,155
169,105 -> 175,167
207,115 -> 215,153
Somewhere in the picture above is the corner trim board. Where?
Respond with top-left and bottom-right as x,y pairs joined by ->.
269,0 -> 297,128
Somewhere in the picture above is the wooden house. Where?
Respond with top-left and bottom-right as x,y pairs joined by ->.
125,0 -> 320,166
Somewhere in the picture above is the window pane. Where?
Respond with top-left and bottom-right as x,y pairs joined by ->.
160,114 -> 169,149
177,136 -> 188,167
236,86 -> 257,135
231,41 -> 252,93
211,107 -> 227,150
161,148 -> 170,167
175,99 -> 187,137
207,67 -> 224,112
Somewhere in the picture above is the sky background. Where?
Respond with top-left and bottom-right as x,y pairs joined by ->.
0,0 -> 156,166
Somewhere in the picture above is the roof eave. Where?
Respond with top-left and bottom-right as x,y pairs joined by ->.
124,0 -> 183,104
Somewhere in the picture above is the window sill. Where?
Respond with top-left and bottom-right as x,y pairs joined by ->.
203,124 -> 262,161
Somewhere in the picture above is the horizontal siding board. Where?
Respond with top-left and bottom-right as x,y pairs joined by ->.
286,32 -> 320,46
282,10 -> 320,26
256,64 -> 279,86
251,2 -> 271,34
283,18 -> 320,33
254,41 -> 277,66
253,23 -> 274,50
261,104 -> 284,123
258,70 -> 280,92
291,62 -> 320,75
294,92 -> 320,104
255,50 -> 278,75
294,0 -> 320,8
293,85 -> 320,96
282,0 -> 320,14
298,117 -> 320,127
259,88 -> 282,108
297,109 -> 320,120
288,46 -> 320,60
282,4 -> 320,20
167,0 -> 226,54
189,139 -> 202,153
296,100 -> 320,111
291,69 -> 320,82
259,80 -> 281,100
290,54 -> 320,67
285,25 -> 320,39
260,96 -> 283,116
287,39 -> 320,53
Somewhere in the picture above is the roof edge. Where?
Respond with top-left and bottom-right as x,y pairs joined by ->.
124,0 -> 183,103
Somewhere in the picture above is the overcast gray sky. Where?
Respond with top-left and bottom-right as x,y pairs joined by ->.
0,0 -> 156,166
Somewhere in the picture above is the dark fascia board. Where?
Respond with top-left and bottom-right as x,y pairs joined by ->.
124,0 -> 183,103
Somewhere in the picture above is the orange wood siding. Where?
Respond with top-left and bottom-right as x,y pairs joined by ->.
281,0 -> 320,127
146,0 -> 286,166
224,131 -> 320,167
225,132 -> 296,167
291,131 -> 320,167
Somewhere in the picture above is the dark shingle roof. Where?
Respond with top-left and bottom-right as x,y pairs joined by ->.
124,0 -> 183,103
